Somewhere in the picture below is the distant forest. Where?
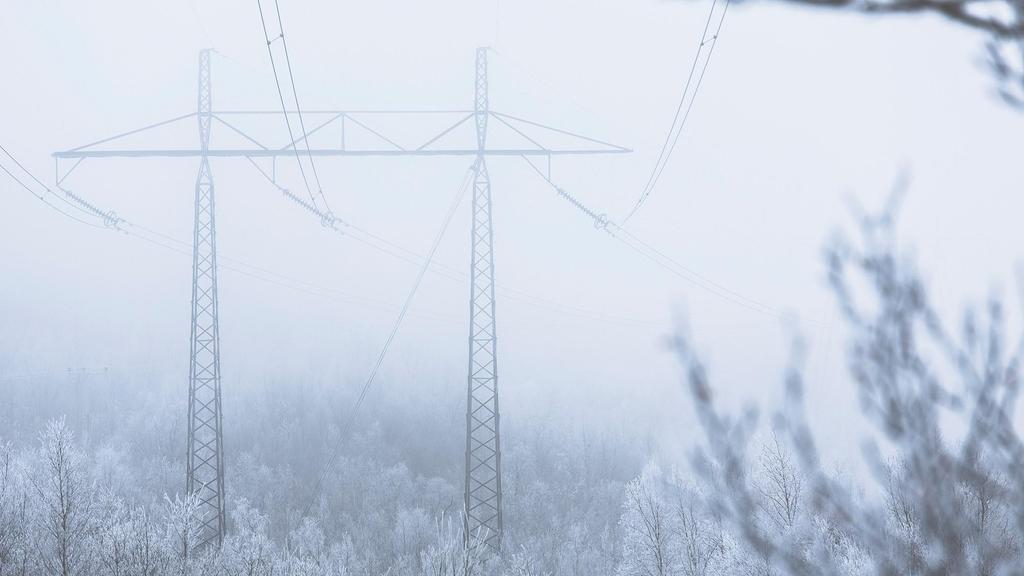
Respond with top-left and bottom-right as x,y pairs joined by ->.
1,210 -> 1023,575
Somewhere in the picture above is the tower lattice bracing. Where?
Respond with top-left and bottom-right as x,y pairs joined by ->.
464,47 -> 503,550
53,47 -> 631,554
185,48 -> 226,549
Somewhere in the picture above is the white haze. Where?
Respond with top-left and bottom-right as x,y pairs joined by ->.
1,0 -> 1022,489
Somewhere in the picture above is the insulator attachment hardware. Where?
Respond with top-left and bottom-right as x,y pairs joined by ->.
320,210 -> 339,229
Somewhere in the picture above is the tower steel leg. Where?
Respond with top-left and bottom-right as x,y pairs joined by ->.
185,48 -> 226,550
464,47 -> 502,550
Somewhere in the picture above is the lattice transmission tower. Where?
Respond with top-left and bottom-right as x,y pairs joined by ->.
465,47 -> 502,548
53,47 -> 629,552
184,49 -> 226,549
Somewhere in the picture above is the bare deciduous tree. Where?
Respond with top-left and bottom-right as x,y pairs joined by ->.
94,496 -> 167,576
224,499 -> 275,576
674,199 -> 1024,574
418,513 -> 493,576
758,434 -> 803,532
673,495 -> 722,576
162,493 -> 203,576
0,441 -> 26,576
31,419 -> 94,576
618,478 -> 676,576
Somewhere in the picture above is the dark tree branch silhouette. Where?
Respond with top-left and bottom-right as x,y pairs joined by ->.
719,0 -> 1024,108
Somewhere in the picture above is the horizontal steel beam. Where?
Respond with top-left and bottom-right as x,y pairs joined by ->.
53,148 -> 631,159
211,109 -> 474,115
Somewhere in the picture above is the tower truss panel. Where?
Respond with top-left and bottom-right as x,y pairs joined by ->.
185,49 -> 226,550
464,47 -> 503,550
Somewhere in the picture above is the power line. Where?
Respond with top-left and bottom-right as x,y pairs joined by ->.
243,154 -> 662,328
4,144 -> 461,323
3,143 -> 97,220
1,144 -> 50,193
623,0 -> 731,224
272,0 -> 330,210
123,222 -> 460,324
244,156 -> 338,229
522,156 -> 789,320
613,225 -> 783,317
1,145 -> 107,229
298,165 -> 474,521
634,0 -> 718,211
647,0 -> 730,200
11,144 -> 670,335
6,143 -> 659,331
0,368 -> 113,385
256,0 -> 331,213
9,159 -> 660,347
272,6 -> 323,165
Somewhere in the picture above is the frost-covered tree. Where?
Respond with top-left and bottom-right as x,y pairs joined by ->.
93,494 -> 168,576
222,499 -> 275,576
672,199 -> 1024,574
673,494 -> 722,576
418,514 -> 494,576
0,440 -> 29,576
618,477 -> 677,576
162,493 -> 203,576
30,419 -> 94,576
757,434 -> 802,533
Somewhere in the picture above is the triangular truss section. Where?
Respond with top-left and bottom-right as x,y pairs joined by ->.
54,110 -> 630,159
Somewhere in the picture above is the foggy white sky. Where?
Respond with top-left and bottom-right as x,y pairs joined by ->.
1,0 -> 1022,466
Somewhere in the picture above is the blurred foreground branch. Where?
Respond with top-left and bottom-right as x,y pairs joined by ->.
673,199 -> 1024,574
720,0 -> 1024,108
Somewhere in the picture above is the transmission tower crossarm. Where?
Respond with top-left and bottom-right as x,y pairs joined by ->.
415,112 -> 476,151
489,111 -> 632,152
279,112 -> 345,151
53,148 -> 628,158
213,116 -> 270,150
53,110 -> 631,159
65,112 -> 197,153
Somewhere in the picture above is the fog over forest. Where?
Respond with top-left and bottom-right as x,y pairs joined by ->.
2,0 -> 1023,574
